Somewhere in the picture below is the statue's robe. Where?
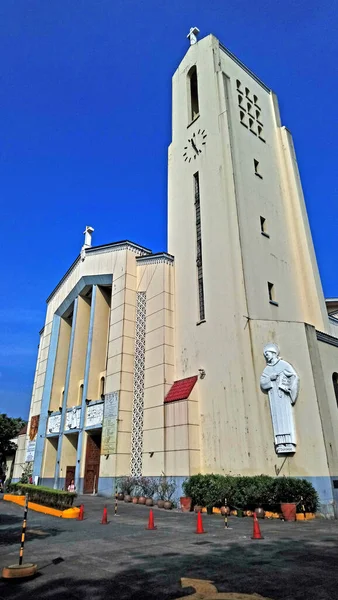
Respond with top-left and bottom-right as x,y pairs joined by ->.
260,359 -> 299,454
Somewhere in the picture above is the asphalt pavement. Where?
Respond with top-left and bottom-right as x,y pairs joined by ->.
0,495 -> 337,599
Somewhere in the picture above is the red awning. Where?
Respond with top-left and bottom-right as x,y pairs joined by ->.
164,375 -> 198,403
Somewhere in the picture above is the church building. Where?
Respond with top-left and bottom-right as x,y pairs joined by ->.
17,32 -> 338,517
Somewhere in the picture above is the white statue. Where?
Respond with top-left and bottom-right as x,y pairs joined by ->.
69,407 -> 78,429
187,27 -> 200,45
260,343 -> 299,455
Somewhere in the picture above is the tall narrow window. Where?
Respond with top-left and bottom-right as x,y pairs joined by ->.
194,173 -> 205,322
79,384 -> 84,404
254,159 -> 263,178
268,282 -> 278,305
332,373 -> 338,407
100,376 -> 105,399
188,66 -> 199,122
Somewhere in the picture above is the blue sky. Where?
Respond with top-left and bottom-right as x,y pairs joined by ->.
1,1 -> 337,418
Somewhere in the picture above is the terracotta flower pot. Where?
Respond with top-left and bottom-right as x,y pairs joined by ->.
132,497 -> 139,504
157,500 -> 165,508
145,498 -> 153,507
117,493 -> 124,501
281,502 -> 297,521
124,494 -> 132,502
194,505 -> 203,513
164,501 -> 172,510
220,506 -> 230,516
255,507 -> 265,519
138,496 -> 146,505
180,496 -> 192,512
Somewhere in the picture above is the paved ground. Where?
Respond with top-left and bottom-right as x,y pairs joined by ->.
0,495 -> 337,600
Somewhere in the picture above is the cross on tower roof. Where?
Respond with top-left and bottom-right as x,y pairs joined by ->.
187,27 -> 200,45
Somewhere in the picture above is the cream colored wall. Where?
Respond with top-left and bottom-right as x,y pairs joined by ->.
12,434 -> 28,480
5,454 -> 15,481
87,286 -> 110,400
45,245 -> 146,323
316,336 -> 338,475
168,35 -> 332,480
42,437 -> 58,478
50,318 -> 71,411
29,320 -> 53,420
104,248 -> 137,477
59,434 -> 78,482
249,321 -> 330,478
275,125 -> 328,330
164,390 -> 200,477
67,296 -> 91,407
136,259 -> 175,476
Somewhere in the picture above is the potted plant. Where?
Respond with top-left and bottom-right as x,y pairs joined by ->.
180,496 -> 192,512
133,477 -> 147,504
138,476 -> 157,505
157,476 -> 176,510
180,480 -> 192,512
117,476 -> 135,503
274,477 -> 298,521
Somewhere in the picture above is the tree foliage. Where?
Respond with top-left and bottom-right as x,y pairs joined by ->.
0,413 -> 26,477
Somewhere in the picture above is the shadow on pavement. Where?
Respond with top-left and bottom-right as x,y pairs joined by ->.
0,525 -> 62,547
0,535 -> 337,600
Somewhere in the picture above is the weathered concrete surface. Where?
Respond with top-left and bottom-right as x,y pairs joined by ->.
1,496 -> 337,599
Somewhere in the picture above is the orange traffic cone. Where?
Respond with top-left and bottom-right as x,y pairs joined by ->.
252,513 -> 264,539
101,506 -> 108,524
196,510 -> 206,534
146,509 -> 157,530
77,504 -> 84,521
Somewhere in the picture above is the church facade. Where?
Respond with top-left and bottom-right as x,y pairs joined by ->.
16,34 -> 338,516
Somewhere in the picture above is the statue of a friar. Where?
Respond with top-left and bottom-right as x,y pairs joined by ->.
260,343 -> 300,455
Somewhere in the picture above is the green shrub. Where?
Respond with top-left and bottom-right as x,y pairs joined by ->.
7,483 -> 76,510
182,474 -> 319,512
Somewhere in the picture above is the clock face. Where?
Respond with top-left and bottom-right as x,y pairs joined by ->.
183,128 -> 207,162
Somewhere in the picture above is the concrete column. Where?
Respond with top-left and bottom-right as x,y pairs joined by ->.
53,298 -> 79,488
75,285 -> 97,492
33,315 -> 61,480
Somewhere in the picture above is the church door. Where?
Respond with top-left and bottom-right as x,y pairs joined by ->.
83,433 -> 101,494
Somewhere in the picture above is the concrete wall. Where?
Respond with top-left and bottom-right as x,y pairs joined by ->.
42,437 -> 59,478
87,286 -> 110,400
12,434 -> 28,481
136,257 -> 175,476
67,296 -> 91,407
59,433 -> 78,485
50,318 -> 71,411
167,34 -> 335,512
102,248 -> 138,479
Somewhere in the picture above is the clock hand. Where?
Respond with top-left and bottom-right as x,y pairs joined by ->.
191,140 -> 199,154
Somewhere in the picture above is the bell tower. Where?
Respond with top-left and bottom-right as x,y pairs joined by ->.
167,32 -> 329,474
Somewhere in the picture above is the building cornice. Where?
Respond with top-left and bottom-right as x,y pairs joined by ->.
316,329 -> 338,348
86,240 -> 151,257
136,252 -> 174,266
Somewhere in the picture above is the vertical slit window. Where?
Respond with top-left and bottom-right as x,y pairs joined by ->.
100,377 -> 105,399
332,373 -> 338,408
188,66 -> 199,122
194,172 -> 205,322
268,282 -> 278,305
254,159 -> 262,178
260,216 -> 269,237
